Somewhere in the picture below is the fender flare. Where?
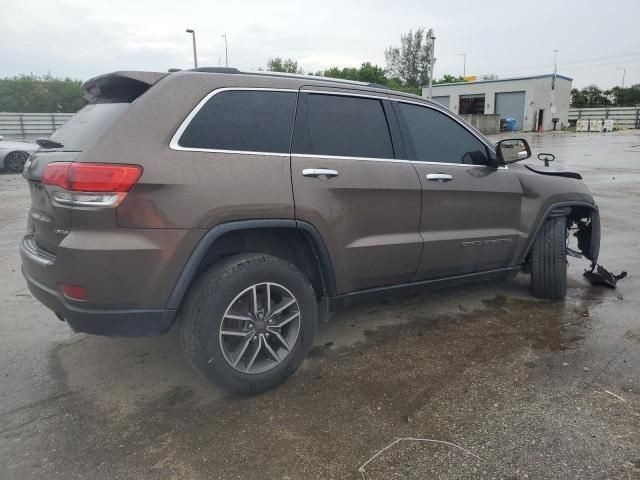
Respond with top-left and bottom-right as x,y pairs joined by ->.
166,219 -> 336,310
518,200 -> 600,264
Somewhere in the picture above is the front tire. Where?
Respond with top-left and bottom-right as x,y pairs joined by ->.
530,216 -> 567,299
180,254 -> 317,395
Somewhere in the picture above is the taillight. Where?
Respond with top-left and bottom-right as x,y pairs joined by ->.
42,162 -> 143,207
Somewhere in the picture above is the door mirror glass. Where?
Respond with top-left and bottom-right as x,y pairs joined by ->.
496,138 -> 531,164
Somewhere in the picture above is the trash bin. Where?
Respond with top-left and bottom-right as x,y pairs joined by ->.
505,117 -> 517,132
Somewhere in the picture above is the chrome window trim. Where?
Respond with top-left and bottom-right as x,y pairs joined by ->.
169,87 -> 298,156
170,86 -> 507,169
293,153 -> 406,163
300,88 -> 389,101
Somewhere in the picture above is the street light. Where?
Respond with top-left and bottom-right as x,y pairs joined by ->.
185,29 -> 198,68
458,53 -> 466,78
427,35 -> 436,99
617,67 -> 626,89
222,33 -> 228,67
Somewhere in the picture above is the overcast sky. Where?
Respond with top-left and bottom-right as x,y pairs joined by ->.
1,0 -> 638,89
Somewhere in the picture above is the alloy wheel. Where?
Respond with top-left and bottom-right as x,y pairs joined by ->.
218,282 -> 301,374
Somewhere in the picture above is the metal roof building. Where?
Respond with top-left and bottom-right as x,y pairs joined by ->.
423,74 -> 572,132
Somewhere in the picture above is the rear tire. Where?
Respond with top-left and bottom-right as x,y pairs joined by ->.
530,216 -> 567,299
180,253 -> 317,395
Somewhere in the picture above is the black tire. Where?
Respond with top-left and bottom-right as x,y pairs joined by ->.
179,253 -> 317,395
5,151 -> 30,172
530,216 -> 568,299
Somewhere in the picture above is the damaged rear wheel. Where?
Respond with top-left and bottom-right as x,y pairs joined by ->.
531,216 -> 567,299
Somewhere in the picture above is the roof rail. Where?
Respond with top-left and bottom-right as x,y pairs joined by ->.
189,67 -> 242,74
184,67 -> 391,90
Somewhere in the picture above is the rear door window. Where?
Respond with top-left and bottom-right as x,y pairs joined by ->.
292,93 -> 394,159
396,102 -> 490,165
177,90 -> 297,154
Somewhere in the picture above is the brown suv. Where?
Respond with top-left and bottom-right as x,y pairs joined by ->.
20,68 -> 600,394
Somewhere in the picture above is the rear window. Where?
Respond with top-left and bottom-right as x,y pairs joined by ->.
292,93 -> 394,159
177,90 -> 297,153
49,103 -> 130,151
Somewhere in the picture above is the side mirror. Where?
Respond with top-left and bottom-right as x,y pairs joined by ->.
496,138 -> 531,164
538,153 -> 555,167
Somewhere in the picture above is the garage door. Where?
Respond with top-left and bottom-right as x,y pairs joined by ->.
431,96 -> 450,109
495,92 -> 525,131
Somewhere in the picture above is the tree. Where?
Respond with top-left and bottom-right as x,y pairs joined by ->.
319,62 -> 387,84
0,74 -> 84,113
435,74 -> 465,84
571,85 -> 611,107
385,28 -> 434,89
604,84 -> 640,106
267,57 -> 303,74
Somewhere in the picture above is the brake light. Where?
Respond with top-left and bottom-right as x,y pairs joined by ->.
43,162 -> 142,192
42,162 -> 143,207
41,161 -> 71,189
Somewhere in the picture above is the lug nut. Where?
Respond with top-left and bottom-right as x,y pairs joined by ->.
248,323 -> 253,329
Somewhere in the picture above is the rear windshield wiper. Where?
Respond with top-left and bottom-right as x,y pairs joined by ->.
36,138 -> 64,149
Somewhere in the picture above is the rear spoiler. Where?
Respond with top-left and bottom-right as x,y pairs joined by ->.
81,71 -> 168,103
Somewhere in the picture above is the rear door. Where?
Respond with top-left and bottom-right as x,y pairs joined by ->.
392,100 -> 523,280
291,88 -> 422,294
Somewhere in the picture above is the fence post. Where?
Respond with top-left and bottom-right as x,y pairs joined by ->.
635,107 -> 640,129
18,114 -> 25,140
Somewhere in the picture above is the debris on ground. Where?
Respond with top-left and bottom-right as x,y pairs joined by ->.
584,264 -> 627,288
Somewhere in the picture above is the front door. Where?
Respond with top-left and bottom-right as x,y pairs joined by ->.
291,89 -> 422,294
392,100 -> 523,280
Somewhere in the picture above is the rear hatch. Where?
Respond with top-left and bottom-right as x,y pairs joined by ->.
23,71 -> 166,255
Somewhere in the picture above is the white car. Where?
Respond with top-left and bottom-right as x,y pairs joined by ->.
0,136 -> 38,172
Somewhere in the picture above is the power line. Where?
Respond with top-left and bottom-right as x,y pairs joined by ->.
472,51 -> 640,77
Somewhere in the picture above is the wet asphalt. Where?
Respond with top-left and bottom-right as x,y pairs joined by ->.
0,131 -> 639,479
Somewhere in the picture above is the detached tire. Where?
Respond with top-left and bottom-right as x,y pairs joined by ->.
530,216 -> 568,299
180,254 -> 317,395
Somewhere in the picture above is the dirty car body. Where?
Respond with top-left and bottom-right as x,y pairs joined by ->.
19,68 -> 601,393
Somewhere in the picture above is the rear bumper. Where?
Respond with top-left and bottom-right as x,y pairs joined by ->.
22,268 -> 176,336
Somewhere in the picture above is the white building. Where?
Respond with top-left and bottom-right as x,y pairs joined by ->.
423,74 -> 572,132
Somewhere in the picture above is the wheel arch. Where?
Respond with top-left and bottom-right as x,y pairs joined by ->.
166,219 -> 336,311
519,200 -> 600,264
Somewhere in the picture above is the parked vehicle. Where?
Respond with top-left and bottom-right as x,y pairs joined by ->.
0,136 -> 38,172
20,69 -> 601,394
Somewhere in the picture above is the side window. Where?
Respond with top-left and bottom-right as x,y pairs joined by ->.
397,102 -> 490,165
178,90 -> 297,153
292,93 -> 394,159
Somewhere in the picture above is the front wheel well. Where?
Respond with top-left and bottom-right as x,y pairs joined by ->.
522,203 -> 600,266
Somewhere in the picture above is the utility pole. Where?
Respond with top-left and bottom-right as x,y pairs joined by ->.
427,35 -> 436,98
552,49 -> 559,89
185,29 -> 197,68
458,53 -> 466,78
222,34 -> 228,67
617,67 -> 626,89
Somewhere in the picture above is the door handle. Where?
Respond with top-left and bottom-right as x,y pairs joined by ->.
302,168 -> 339,178
426,173 -> 453,182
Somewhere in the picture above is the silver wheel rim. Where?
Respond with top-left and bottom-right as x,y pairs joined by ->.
219,282 -> 301,374
6,151 -> 29,172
